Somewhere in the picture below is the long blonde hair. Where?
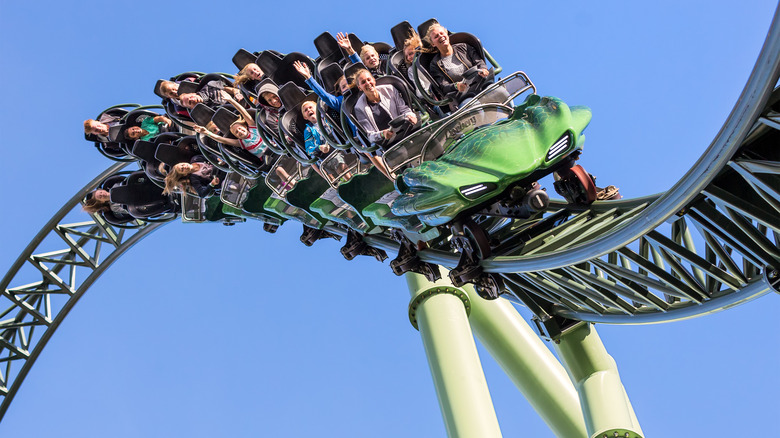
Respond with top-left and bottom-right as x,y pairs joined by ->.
404,32 -> 422,51
82,197 -> 109,213
349,68 -> 371,91
233,63 -> 262,87
163,164 -> 193,195
423,23 -> 448,53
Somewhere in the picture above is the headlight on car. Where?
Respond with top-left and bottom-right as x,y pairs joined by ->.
545,132 -> 571,162
459,182 -> 498,200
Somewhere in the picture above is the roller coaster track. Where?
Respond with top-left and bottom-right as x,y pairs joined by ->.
380,6 -> 780,325
1,6 -> 780,424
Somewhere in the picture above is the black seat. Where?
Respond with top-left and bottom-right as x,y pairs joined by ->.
388,51 -> 414,90
194,134 -> 231,173
155,136 -> 200,167
417,18 -> 440,44
159,73 -> 202,129
278,81 -> 307,111
155,72 -> 201,99
109,171 -> 176,219
313,32 -> 341,64
153,131 -> 186,145
388,51 -> 446,120
257,51 -> 284,81
86,105 -> 138,162
312,32 -> 360,83
278,82 -> 359,184
266,52 -> 315,91
131,140 -> 166,183
210,106 -> 268,176
278,83 -> 315,164
195,73 -> 233,91
190,103 -> 216,127
232,48 -> 260,70
134,132 -> 185,183
350,35 -> 393,76
174,73 -> 234,110
319,62 -> 345,97
314,63 -> 351,149
94,173 -> 138,226
390,21 -> 416,52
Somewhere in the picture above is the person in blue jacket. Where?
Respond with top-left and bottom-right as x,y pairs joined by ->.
293,57 -> 392,179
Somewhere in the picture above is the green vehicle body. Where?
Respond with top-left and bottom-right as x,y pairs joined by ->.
198,94 -> 591,237
254,185 -> 322,229
391,95 -> 592,227
264,197 -> 321,229
285,172 -> 369,231
338,167 -> 424,233
218,183 -> 288,225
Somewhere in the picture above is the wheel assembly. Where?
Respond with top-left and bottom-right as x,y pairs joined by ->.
554,164 -> 597,205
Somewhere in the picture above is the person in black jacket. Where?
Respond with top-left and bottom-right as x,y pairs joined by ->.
425,23 -> 490,107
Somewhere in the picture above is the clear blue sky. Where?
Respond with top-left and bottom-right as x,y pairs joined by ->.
1,1 -> 779,437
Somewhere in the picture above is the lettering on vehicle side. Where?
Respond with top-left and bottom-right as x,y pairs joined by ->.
444,116 -> 478,140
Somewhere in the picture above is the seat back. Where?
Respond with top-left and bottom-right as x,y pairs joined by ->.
319,62 -> 345,95
232,48 -> 259,70
85,107 -> 130,142
340,87 -> 372,148
278,81 -> 306,111
190,103 -> 215,127
279,103 -> 307,149
211,106 -> 240,136
388,51 -> 413,89
131,139 -> 154,160
109,171 -> 165,206
109,108 -> 165,149
390,21 -> 416,51
156,137 -> 199,166
314,32 -> 340,60
271,52 -> 315,91
417,18 -> 440,45
257,51 -> 284,80
196,73 -> 232,92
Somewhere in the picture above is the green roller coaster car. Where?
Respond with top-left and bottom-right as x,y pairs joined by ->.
391,94 -> 593,227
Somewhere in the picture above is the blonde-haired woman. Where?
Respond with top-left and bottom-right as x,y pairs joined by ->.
425,24 -> 489,106
163,156 -> 221,198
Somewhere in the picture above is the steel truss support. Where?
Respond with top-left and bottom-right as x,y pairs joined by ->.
554,323 -> 643,438
406,272 -> 502,438
408,269 -> 645,438
463,284 -> 588,438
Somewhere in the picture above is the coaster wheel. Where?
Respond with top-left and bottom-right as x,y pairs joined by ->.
474,273 -> 503,300
555,164 -> 597,205
463,219 -> 492,260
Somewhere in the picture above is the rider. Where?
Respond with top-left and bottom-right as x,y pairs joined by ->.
425,23 -> 490,108
353,68 -> 417,146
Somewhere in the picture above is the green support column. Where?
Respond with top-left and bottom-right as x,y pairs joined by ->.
463,285 -> 588,438
406,272 -> 503,438
554,323 -> 644,438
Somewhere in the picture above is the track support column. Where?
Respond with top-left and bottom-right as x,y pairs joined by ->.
463,284 -> 588,438
406,272 -> 502,438
554,323 -> 644,438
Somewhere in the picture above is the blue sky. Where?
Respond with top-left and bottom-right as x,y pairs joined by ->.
1,1 -> 779,437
